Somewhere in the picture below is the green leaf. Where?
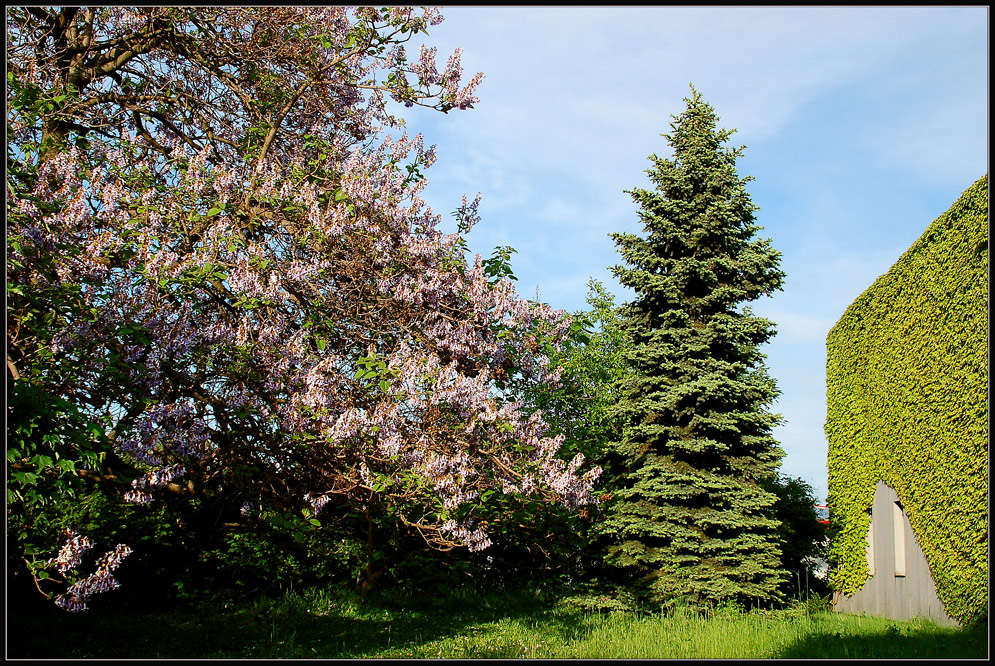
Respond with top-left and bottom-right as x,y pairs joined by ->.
11,471 -> 38,485
31,454 -> 53,472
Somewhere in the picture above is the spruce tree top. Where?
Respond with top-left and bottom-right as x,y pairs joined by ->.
612,85 -> 784,326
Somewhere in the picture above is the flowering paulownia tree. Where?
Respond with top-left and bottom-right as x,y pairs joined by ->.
7,6 -> 600,608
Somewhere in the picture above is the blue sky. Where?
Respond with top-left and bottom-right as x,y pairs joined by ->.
397,6 -> 989,503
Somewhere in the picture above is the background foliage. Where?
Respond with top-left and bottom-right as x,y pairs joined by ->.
764,474 -> 829,600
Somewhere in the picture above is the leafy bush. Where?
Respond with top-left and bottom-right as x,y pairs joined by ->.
764,474 -> 830,600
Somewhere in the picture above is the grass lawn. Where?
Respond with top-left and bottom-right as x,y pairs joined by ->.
6,585 -> 988,660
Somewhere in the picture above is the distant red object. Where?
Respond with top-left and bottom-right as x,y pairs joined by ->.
814,504 -> 830,526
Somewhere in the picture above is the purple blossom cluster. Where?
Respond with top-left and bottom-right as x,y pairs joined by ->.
304,493 -> 332,515
47,529 -> 94,574
117,402 -> 209,468
53,544 -> 132,613
441,519 -> 492,553
423,452 -> 480,510
124,463 -> 186,505
413,45 -> 439,86
541,453 -> 603,510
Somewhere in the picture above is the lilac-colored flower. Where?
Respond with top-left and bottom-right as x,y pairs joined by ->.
48,530 -> 94,574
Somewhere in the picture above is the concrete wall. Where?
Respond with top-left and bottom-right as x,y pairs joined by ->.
833,481 -> 958,627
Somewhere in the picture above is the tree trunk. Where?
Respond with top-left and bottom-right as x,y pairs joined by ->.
357,514 -> 387,600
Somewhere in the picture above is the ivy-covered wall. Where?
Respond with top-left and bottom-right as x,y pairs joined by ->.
825,175 -> 988,626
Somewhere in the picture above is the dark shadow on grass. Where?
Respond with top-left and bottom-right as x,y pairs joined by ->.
5,584 -> 562,659
776,613 -> 989,660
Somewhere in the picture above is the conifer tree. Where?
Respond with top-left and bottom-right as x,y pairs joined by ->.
603,86 -> 787,607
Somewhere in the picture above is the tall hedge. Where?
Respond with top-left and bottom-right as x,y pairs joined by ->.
825,175 -> 988,626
